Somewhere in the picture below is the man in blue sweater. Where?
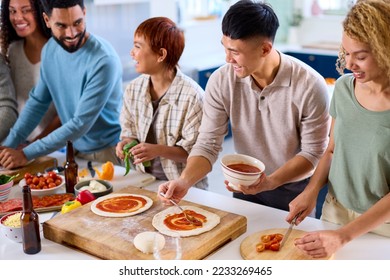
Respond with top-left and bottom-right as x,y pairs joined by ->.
0,0 -> 122,169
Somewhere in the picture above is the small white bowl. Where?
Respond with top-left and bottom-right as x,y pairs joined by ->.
0,211 -> 23,243
220,154 -> 265,190
19,175 -> 65,196
74,179 -> 113,199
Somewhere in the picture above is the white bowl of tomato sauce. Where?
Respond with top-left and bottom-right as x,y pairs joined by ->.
220,154 -> 265,191
19,172 -> 65,196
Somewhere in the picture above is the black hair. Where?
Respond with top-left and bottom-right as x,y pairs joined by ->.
40,0 -> 85,16
222,0 -> 279,42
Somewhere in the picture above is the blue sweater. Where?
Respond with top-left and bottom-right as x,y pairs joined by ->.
4,34 -> 123,159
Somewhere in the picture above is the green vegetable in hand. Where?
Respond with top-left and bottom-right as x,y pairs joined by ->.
122,140 -> 151,176
123,140 -> 138,176
0,174 -> 19,185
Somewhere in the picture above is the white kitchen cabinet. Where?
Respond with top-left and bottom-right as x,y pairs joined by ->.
92,0 -> 178,22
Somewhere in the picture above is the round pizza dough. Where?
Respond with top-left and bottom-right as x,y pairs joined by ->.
133,231 -> 165,254
90,193 -> 153,217
152,205 -> 220,237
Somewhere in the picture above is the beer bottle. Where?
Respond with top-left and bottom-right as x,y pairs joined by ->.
64,140 -> 78,193
21,185 -> 41,254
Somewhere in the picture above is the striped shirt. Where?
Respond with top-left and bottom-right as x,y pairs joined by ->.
120,68 -> 207,189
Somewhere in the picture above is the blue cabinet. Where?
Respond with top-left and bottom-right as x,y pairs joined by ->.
198,66 -> 219,90
198,51 -> 342,88
284,51 -> 340,79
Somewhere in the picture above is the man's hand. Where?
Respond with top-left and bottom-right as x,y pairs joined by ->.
225,173 -> 269,194
0,147 -> 29,169
158,178 -> 191,204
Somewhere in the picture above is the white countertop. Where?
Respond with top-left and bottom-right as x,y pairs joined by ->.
1,151 -> 389,260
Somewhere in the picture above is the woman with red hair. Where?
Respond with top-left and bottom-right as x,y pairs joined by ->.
116,17 -> 207,189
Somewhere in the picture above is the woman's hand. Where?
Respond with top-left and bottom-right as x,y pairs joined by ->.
115,138 -> 135,159
294,230 -> 348,258
116,140 -> 127,159
287,186 -> 318,225
130,142 -> 159,165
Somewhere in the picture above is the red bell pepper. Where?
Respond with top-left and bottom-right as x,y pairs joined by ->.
76,189 -> 96,205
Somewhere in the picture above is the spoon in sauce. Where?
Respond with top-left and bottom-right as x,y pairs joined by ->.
159,192 -> 202,226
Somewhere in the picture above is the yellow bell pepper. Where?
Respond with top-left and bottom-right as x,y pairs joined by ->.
78,168 -> 88,178
94,161 -> 114,181
61,200 -> 82,214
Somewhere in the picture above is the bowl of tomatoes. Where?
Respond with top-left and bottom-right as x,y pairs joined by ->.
19,171 -> 65,196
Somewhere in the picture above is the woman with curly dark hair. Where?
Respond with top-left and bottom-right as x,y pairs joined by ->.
0,0 -> 50,56
0,0 -> 60,143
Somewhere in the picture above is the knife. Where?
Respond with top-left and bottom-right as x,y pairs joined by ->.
87,161 -> 95,178
280,212 -> 301,248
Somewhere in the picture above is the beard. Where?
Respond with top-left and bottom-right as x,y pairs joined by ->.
53,28 -> 87,53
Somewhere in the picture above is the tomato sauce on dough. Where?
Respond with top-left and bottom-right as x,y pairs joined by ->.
96,195 -> 147,213
227,163 -> 260,173
163,210 -> 206,230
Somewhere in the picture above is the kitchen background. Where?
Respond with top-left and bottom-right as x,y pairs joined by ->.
84,0 -> 354,84
84,0 -> 351,205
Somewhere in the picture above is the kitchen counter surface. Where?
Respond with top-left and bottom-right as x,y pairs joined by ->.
1,151 -> 389,260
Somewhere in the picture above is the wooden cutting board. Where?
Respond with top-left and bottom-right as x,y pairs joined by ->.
240,228 -> 331,260
0,156 -> 58,183
43,186 -> 247,260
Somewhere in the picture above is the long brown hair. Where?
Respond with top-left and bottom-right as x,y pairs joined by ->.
0,0 -> 51,57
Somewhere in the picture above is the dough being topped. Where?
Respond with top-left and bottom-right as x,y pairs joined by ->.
152,206 -> 220,237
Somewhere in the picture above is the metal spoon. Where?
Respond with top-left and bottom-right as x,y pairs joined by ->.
158,192 -> 201,226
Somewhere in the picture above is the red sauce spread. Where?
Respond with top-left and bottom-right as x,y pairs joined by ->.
227,163 -> 260,173
163,210 -> 206,231
96,195 -> 147,213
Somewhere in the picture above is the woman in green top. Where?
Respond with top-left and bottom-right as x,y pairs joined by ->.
287,0 -> 390,258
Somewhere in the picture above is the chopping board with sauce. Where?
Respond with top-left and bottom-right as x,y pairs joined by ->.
240,228 -> 332,260
0,156 -> 57,183
43,186 -> 247,260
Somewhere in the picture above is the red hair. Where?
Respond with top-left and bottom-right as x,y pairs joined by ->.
135,17 -> 184,71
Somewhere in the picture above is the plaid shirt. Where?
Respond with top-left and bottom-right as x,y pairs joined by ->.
120,68 -> 207,189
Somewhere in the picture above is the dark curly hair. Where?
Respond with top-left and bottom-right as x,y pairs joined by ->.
0,0 -> 51,57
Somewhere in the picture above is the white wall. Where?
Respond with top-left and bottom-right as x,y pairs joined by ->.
85,2 -> 150,81
297,15 -> 343,45
84,0 -> 345,81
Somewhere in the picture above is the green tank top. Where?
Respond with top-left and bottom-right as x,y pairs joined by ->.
329,74 -> 390,213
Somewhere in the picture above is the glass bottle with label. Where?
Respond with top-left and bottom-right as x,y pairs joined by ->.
64,140 -> 78,194
21,185 -> 41,254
